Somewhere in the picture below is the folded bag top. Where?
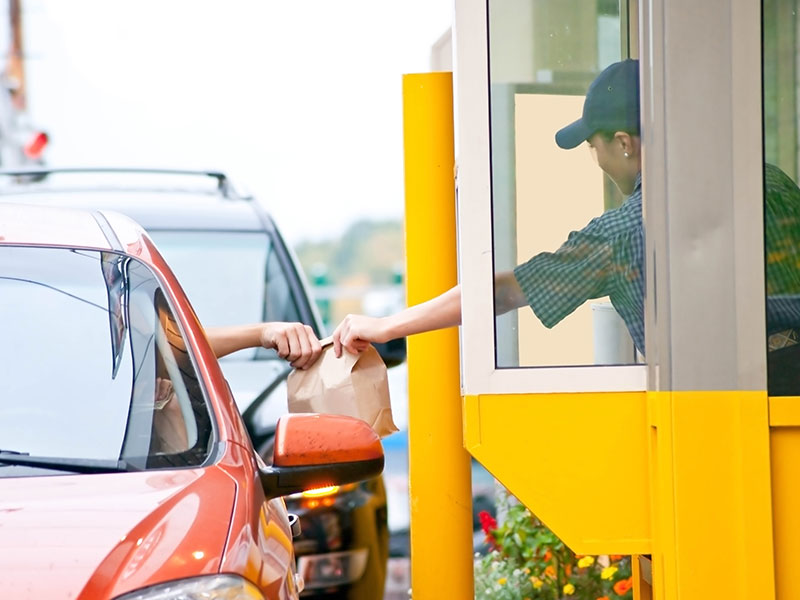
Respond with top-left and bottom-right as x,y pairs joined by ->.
287,337 -> 398,439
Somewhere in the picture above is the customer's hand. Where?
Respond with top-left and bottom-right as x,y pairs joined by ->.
332,314 -> 387,357
260,322 -> 322,369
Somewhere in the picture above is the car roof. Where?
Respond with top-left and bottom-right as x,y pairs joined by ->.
0,170 -> 269,232
0,202 -> 141,250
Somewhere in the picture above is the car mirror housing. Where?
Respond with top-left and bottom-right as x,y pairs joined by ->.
259,413 -> 384,499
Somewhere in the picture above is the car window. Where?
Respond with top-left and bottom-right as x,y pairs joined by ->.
148,230 -> 302,360
0,247 -> 214,474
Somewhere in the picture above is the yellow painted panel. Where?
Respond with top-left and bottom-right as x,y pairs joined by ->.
663,391 -> 774,600
770,426 -> 800,599
768,395 -> 800,426
464,391 -> 650,554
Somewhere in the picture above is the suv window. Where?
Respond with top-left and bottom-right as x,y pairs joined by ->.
148,230 -> 302,360
0,247 -> 214,473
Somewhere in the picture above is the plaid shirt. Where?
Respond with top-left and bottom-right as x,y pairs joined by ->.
765,163 -> 800,335
514,174 -> 645,353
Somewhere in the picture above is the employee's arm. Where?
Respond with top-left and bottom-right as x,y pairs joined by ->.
333,271 -> 528,356
333,284 -> 463,356
494,271 -> 527,315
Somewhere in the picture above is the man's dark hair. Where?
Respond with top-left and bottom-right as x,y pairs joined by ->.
595,129 -> 640,143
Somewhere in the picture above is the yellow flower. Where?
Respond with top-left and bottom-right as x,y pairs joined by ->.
563,583 -> 576,595
498,578 -> 507,585
601,565 -> 619,580
530,576 -> 543,589
523,568 -> 531,575
577,556 -> 595,569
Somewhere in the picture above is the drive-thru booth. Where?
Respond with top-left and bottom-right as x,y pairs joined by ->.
402,0 -> 800,598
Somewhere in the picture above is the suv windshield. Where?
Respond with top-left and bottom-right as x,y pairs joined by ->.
0,247 -> 214,475
148,231 -> 302,360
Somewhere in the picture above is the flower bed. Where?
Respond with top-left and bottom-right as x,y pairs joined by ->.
474,490 -> 633,600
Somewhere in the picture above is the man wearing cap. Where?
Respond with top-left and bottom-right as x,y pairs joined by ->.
332,59 -> 645,357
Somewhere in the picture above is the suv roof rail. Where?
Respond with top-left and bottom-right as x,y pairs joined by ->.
0,167 -> 253,200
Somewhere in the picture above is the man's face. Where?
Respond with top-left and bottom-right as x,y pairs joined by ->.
586,132 -> 637,195
587,132 -> 616,174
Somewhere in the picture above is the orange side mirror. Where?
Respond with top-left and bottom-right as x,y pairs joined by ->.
260,413 -> 384,500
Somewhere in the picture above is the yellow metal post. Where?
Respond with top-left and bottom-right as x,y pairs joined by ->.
402,72 -> 473,599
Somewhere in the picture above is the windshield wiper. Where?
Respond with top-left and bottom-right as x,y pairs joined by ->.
0,451 -> 140,474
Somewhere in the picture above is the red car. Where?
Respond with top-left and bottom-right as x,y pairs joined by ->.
0,203 -> 383,600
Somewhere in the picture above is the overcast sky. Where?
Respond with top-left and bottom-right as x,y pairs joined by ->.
19,0 -> 452,244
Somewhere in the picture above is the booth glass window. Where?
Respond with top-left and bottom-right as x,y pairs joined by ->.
763,0 -> 800,396
488,0 -> 642,368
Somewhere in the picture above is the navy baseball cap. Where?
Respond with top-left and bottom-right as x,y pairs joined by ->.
555,58 -> 640,149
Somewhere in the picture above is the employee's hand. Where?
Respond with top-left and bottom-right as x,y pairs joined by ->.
260,322 -> 322,369
332,314 -> 387,357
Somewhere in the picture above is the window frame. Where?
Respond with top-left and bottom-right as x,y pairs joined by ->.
454,0 -> 646,395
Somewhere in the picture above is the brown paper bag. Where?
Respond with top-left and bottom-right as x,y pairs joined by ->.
286,338 -> 399,438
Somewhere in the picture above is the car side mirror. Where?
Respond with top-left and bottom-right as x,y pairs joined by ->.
259,413 -> 384,500
373,337 -> 406,368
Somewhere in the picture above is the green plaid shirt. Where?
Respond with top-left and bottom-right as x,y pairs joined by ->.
514,174 -> 645,353
765,163 -> 800,334
512,165 -> 800,354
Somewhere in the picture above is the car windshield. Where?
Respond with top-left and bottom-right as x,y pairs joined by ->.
148,231 -> 302,361
0,247 -> 214,476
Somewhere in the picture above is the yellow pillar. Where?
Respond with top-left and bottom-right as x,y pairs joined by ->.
402,72 -> 473,599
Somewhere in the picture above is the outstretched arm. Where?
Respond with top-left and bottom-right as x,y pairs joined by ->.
494,271 -> 527,315
333,284 -> 462,356
205,322 -> 322,369
332,271 -> 528,357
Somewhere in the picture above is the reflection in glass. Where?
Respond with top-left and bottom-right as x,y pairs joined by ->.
0,247 -> 213,474
101,252 -> 129,379
488,0 -> 642,368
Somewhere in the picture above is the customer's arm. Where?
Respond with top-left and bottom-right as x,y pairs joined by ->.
205,322 -> 322,369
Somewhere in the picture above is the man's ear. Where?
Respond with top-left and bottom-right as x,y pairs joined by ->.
614,131 -> 634,154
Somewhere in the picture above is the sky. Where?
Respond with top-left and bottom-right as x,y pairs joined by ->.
19,0 -> 453,245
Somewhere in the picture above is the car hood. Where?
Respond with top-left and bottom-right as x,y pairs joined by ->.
0,467 -> 236,600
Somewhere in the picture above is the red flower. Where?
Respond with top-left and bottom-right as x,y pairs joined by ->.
609,554 -> 625,561
478,511 -> 498,550
613,577 -> 633,596
543,549 -> 552,562
478,510 -> 497,536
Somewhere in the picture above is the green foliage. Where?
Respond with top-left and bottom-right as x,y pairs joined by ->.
294,219 -> 404,285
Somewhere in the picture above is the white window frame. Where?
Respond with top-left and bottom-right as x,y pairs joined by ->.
453,0 -> 646,395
